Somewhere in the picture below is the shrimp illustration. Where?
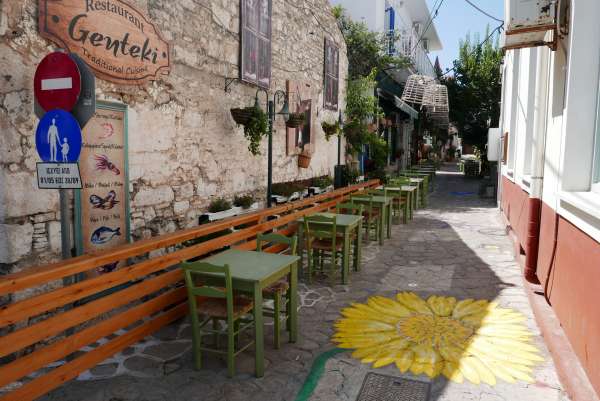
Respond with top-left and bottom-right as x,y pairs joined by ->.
94,154 -> 121,175
99,123 -> 114,139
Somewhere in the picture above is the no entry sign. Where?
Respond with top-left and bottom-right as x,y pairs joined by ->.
35,109 -> 82,163
34,52 -> 81,112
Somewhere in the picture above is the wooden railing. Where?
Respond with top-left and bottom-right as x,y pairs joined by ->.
0,180 -> 378,401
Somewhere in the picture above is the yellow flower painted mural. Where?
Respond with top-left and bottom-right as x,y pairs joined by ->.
333,293 -> 543,386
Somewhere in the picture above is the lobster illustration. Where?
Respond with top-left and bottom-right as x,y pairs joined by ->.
90,190 -> 119,210
94,154 -> 121,175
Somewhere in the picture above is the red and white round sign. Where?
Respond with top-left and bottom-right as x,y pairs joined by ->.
34,52 -> 81,112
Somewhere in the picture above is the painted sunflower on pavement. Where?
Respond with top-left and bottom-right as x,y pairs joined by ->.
333,292 -> 543,386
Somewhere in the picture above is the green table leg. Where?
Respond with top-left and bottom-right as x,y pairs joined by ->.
403,195 -> 409,224
342,229 -> 350,284
414,185 -> 419,210
253,283 -> 264,377
297,224 -> 305,278
354,221 -> 362,272
387,204 -> 392,239
378,206 -> 385,245
288,262 -> 298,343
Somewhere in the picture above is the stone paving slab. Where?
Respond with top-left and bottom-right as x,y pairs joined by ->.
39,165 -> 568,401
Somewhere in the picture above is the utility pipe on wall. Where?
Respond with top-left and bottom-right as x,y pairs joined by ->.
524,46 -> 551,284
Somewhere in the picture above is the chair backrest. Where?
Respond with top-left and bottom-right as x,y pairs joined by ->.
181,261 -> 233,320
351,194 -> 375,215
303,215 -> 337,244
367,188 -> 388,197
256,233 -> 298,255
336,202 -> 363,216
389,177 -> 411,187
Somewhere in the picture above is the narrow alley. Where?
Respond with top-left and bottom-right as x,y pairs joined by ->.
38,165 -> 568,401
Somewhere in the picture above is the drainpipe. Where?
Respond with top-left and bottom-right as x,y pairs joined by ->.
524,47 -> 550,284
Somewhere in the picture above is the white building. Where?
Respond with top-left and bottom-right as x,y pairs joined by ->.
330,0 -> 443,169
498,0 -> 600,397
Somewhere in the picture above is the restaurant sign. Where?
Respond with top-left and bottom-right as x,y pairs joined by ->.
38,0 -> 170,85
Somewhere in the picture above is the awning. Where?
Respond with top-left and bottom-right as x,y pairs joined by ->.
377,88 -> 419,120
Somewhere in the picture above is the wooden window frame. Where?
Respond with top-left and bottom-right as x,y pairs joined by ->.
323,38 -> 339,110
240,0 -> 272,89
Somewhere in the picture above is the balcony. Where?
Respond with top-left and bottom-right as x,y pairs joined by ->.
387,29 -> 436,78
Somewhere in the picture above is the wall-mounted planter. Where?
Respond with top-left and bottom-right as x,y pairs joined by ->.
286,113 -> 305,128
200,202 -> 259,223
230,107 -> 255,125
298,152 -> 311,168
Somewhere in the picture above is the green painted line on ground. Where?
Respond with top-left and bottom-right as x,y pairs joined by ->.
294,348 -> 346,401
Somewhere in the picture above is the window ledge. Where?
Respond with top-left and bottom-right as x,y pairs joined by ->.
559,191 -> 600,244
560,191 -> 600,220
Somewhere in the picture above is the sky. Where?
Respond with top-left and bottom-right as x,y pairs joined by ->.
425,0 -> 504,71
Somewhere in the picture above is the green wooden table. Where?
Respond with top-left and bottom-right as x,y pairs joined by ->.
399,174 -> 428,207
380,186 -> 413,224
201,249 -> 299,377
296,213 -> 362,284
350,195 -> 392,245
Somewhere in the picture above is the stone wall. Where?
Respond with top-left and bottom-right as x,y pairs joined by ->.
0,0 -> 347,273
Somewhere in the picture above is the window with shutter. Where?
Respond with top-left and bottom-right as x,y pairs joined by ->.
241,0 -> 272,88
324,39 -> 339,110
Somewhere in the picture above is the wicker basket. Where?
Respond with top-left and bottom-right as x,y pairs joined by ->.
298,152 -> 311,168
230,107 -> 255,125
286,113 -> 305,128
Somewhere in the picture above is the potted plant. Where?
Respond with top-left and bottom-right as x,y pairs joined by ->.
298,149 -> 311,168
230,107 -> 255,126
233,194 -> 256,209
310,175 -> 333,195
231,106 -> 268,155
286,112 -> 306,128
321,120 -> 341,141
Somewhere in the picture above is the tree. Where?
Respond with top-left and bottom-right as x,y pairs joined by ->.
332,6 -> 407,80
442,29 -> 503,152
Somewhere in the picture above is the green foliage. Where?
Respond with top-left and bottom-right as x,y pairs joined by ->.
343,71 -> 385,156
243,106 -> 269,155
312,175 -> 333,188
233,194 -> 254,209
272,182 -> 305,197
442,29 -> 503,150
321,120 -> 341,141
208,198 -> 232,213
342,166 -> 360,185
333,6 -> 408,80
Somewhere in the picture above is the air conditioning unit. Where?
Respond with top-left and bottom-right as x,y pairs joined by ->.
502,0 -> 558,51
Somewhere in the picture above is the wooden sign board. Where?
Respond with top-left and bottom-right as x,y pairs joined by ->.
38,0 -> 170,85
75,102 -> 130,276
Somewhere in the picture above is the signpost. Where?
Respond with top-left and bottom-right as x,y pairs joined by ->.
38,0 -> 170,85
35,109 -> 82,163
34,52 -> 81,112
33,51 -> 93,271
37,163 -> 82,189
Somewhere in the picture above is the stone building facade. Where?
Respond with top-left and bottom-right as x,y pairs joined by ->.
0,1 -> 348,272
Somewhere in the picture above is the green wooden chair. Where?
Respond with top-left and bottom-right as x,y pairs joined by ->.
256,233 -> 297,349
304,214 -> 341,285
182,261 -> 255,377
351,194 -> 380,243
335,202 -> 364,272
388,178 -> 412,222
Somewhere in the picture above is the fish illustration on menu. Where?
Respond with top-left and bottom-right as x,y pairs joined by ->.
91,226 -> 121,245
90,190 -> 120,210
94,154 -> 121,175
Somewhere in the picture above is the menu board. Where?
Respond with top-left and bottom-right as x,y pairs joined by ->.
76,103 -> 130,275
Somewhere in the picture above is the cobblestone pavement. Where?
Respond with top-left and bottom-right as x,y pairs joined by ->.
41,165 -> 569,401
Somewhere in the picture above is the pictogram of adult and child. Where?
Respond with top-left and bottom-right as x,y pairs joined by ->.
46,117 -> 71,162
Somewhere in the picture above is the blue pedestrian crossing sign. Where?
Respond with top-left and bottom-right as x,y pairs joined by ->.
35,109 -> 82,163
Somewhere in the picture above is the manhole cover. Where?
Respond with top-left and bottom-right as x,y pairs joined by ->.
356,373 -> 431,401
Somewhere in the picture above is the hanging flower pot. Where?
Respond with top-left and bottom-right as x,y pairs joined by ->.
298,151 -> 311,168
286,112 -> 306,129
230,107 -> 255,126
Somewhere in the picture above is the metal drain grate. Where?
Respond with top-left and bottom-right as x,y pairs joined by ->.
356,373 -> 431,401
